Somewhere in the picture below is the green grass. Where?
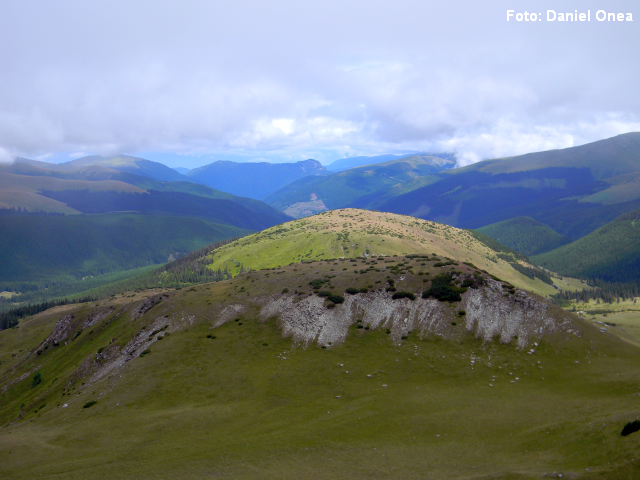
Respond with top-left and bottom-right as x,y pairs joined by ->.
1,262 -> 640,479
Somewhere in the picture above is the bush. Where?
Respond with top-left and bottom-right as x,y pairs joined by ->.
328,294 -> 345,304
359,288 -> 369,294
32,372 -> 42,388
621,420 -> 640,436
318,291 -> 331,297
345,288 -> 359,295
83,400 -> 97,409
139,349 -> 151,357
422,272 -> 464,302
282,288 -> 289,294
392,291 -> 416,300
458,310 -> 466,316
357,324 -> 364,329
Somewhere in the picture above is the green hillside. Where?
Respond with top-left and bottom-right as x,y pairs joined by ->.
476,216 -> 572,256
377,133 -> 640,239
0,214 -> 247,304
1,247 -> 640,478
196,208 -> 566,298
532,209 -> 640,283
265,155 -> 454,215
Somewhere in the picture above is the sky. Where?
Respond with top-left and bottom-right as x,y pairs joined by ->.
0,0 -> 638,168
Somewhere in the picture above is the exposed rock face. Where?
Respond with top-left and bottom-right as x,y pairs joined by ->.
40,314 -> 74,348
83,308 -> 113,329
221,279 -> 571,348
131,294 -> 167,320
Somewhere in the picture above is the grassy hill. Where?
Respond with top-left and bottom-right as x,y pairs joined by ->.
265,155 -> 454,215
532,209 -> 640,283
476,216 -> 572,256
376,133 -> 640,239
196,209 -> 566,298
1,242 -> 640,478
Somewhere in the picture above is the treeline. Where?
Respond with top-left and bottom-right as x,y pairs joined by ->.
0,207 -> 64,216
510,262 -> 554,285
551,278 -> 640,306
0,296 -> 94,330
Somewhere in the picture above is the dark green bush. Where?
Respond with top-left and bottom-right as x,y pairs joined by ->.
621,420 -> 640,436
458,310 -> 466,316
32,371 -> 42,388
139,349 -> 150,357
328,294 -> 345,304
392,291 -> 416,300
83,400 -> 97,409
345,288 -> 359,294
357,324 -> 364,329
318,291 -> 331,297
282,288 -> 289,294
359,288 -> 369,293
422,272 -> 464,302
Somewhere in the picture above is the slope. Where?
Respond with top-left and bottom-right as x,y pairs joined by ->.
265,155 -> 455,215
198,208 -> 563,298
1,247 -> 640,479
532,209 -> 640,283
376,133 -> 640,239
187,159 -> 329,200
476,216 -> 572,256
0,213 -> 247,303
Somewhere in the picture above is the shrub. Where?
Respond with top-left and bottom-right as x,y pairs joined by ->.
458,310 -> 466,316
97,347 -> 104,354
83,400 -> 97,409
318,291 -> 331,297
282,288 -> 289,294
32,372 -> 42,388
326,303 -> 335,309
139,349 -> 151,357
451,322 -> 457,326
359,288 -> 369,293
345,288 -> 359,295
328,294 -> 345,304
621,420 -> 640,436
392,291 -> 416,300
357,324 -> 364,329
422,272 -> 464,302
386,329 -> 391,334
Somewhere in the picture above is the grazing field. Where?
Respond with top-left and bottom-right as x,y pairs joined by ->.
1,254 -> 640,479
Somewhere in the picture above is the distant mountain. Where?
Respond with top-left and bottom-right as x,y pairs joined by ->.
475,217 -> 572,256
265,155 -> 456,216
531,209 -> 640,284
173,167 -> 191,175
186,159 -> 329,200
376,133 -> 640,240
64,154 -> 189,182
326,152 -> 456,172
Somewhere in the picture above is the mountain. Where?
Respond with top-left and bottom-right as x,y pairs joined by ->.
476,217 -> 573,256
265,155 -> 456,217
531,208 -> 640,283
63,155 -> 189,182
326,152 -> 456,172
376,133 -> 640,239
172,167 -> 191,175
1,209 -> 640,478
326,154 -> 404,172
186,159 -> 329,200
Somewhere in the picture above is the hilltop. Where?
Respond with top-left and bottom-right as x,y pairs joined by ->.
185,209 -> 570,298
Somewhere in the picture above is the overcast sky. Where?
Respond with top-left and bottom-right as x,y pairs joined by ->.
0,0 -> 638,168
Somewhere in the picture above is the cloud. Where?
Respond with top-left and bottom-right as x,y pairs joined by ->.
0,0 -> 638,166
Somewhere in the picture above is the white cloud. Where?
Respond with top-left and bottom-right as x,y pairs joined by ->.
0,0 -> 637,165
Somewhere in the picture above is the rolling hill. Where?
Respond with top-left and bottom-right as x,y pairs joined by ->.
186,208 -> 562,298
476,217 -> 573,256
265,155 -> 455,216
1,215 -> 640,478
187,159 -> 329,200
531,208 -> 640,283
374,133 -> 640,239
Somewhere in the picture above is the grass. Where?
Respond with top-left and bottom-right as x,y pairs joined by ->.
202,208 -> 565,298
1,255 -> 640,478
